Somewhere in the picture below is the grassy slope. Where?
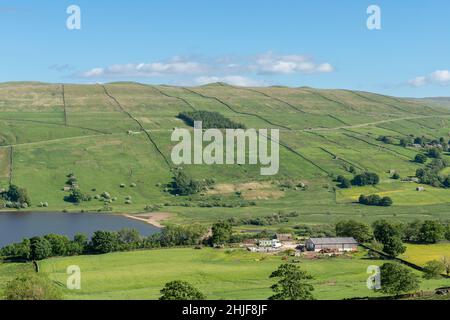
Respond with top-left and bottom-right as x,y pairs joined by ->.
1,82 -> 450,225
400,243 -> 450,266
0,248 -> 448,300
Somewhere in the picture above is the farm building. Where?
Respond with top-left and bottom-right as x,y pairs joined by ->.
258,239 -> 282,248
305,237 -> 358,252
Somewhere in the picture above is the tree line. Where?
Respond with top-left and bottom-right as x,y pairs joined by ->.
336,219 -> 450,257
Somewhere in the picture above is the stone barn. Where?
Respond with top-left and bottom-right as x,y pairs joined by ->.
305,237 -> 358,252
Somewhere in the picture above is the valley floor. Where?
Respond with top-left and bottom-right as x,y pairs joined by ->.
1,247 -> 449,300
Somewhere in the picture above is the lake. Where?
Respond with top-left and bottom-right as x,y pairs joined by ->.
0,212 -> 160,247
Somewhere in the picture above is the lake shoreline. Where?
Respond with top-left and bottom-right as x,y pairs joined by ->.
0,210 -> 168,229
0,211 -> 161,247
122,212 -> 172,228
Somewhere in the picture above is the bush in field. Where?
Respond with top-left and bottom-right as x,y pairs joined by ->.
170,171 -> 212,196
336,175 -> 351,189
427,148 -> 442,159
378,263 -> 420,296
414,153 -> 427,164
5,273 -> 63,300
359,194 -> 393,207
423,260 -> 445,279
352,172 -> 379,186
64,189 -> 91,204
0,184 -> 31,206
160,280 -> 206,300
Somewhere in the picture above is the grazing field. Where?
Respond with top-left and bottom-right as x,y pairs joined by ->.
0,248 -> 448,300
401,243 -> 450,266
1,82 -> 450,227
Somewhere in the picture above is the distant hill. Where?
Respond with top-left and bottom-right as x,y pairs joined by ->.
417,97 -> 450,108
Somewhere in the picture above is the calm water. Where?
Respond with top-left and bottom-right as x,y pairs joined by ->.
0,212 -> 160,247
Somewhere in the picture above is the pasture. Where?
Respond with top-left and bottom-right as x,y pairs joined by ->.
0,248 -> 448,300
1,82 -> 450,226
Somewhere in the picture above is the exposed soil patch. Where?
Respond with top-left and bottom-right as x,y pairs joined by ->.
124,212 -> 173,228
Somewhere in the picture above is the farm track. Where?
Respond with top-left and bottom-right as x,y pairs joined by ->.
0,117 -> 109,134
0,133 -> 121,148
303,114 -> 450,132
341,131 -> 411,160
101,85 -> 173,169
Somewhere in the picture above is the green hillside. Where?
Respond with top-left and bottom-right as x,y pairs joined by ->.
1,82 -> 450,225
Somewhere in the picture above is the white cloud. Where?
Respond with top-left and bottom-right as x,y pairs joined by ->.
408,70 -> 450,87
251,53 -> 334,75
77,52 -> 334,80
194,76 -> 267,87
408,76 -> 427,87
430,70 -> 450,83
80,59 -> 209,78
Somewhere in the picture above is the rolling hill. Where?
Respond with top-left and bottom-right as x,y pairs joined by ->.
1,81 -> 450,226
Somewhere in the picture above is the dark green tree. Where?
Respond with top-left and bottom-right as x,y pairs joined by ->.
414,154 -> 427,164
335,220 -> 371,243
159,280 -> 206,300
379,263 -> 420,296
5,184 -> 31,205
211,221 -> 233,245
44,234 -> 71,257
372,220 -> 405,257
91,230 -> 119,254
418,220 -> 445,244
29,237 -> 52,260
269,264 -> 315,300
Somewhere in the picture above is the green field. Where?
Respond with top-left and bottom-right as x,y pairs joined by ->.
1,82 -> 450,226
1,248 -> 448,300
401,243 -> 450,266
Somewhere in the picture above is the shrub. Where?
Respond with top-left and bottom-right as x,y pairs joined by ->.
359,194 -> 393,207
414,154 -> 427,164
423,260 -> 445,279
5,273 -> 63,300
352,172 -> 380,186
160,280 -> 206,300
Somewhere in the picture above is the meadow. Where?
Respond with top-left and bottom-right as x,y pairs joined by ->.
400,243 -> 450,266
0,248 -> 448,300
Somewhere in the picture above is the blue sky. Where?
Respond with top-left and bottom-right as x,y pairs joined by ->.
0,0 -> 449,97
